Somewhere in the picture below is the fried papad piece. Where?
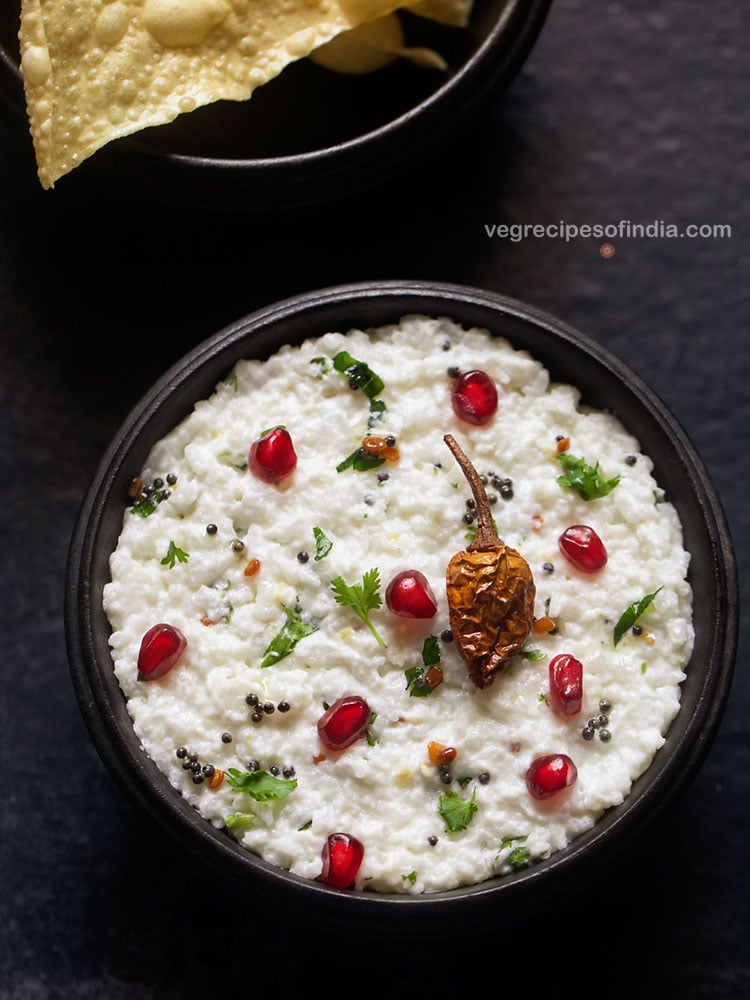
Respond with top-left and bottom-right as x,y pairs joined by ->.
311,10 -> 454,73
18,0 -> 416,188
407,0 -> 474,28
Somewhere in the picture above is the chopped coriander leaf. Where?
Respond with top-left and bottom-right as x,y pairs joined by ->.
556,453 -> 620,501
613,588 -> 662,646
129,489 -> 170,517
404,665 -> 426,695
404,664 -> 442,697
260,601 -> 318,668
402,871 -> 417,884
160,540 -> 189,568
310,356 -> 330,375
225,811 -> 256,829
438,788 -> 478,833
465,517 -> 498,543
332,351 -> 385,399
405,636 -> 444,696
519,648 -> 546,661
500,837 -> 531,870
225,768 -> 297,801
313,526 -> 333,561
218,449 -> 248,470
331,568 -> 386,647
367,398 -> 387,428
421,635 -> 441,666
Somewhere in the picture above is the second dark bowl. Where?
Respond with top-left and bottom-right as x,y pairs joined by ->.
0,0 -> 551,210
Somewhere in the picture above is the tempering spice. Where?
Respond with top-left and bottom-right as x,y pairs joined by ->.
443,434 -> 536,689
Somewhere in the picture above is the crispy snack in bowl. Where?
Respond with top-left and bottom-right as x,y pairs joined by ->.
18,0 -> 474,190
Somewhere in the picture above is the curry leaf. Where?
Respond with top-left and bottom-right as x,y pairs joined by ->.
613,588 -> 662,646
332,351 -> 385,399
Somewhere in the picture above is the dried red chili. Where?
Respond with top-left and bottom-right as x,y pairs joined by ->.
444,434 -> 536,689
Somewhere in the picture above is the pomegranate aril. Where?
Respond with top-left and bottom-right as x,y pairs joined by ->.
385,570 -> 438,619
451,370 -> 498,426
137,623 -> 187,681
248,427 -> 297,484
321,832 -> 364,888
558,524 -> 608,573
317,695 -> 371,750
526,753 -> 578,799
549,653 -> 583,716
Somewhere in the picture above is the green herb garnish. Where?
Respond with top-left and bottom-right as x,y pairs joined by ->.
332,353 -> 388,469
218,449 -> 248,470
310,356 -> 330,376
129,489 -> 170,517
331,568 -> 386,647
160,540 -> 189,568
313,526 -> 333,561
260,601 -> 318,668
404,665 -> 432,696
333,351 -> 385,399
613,588 -> 662,646
500,836 -> 531,870
225,768 -> 297,801
336,448 -> 385,473
438,788 -> 478,833
421,635 -> 441,666
405,635 -> 443,696
464,517 -> 498,543
556,453 -> 620,501
519,648 -> 546,661
225,812 -> 256,829
367,398 -> 387,428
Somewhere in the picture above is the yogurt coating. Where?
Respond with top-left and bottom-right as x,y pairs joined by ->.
103,316 -> 693,893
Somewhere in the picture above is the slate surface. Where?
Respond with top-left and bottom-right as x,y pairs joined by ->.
1,1 -> 748,997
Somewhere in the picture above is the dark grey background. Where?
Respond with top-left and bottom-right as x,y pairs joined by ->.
2,0 -> 747,997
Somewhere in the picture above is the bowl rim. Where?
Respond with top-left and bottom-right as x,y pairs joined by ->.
0,0 -> 553,205
64,279 -> 738,932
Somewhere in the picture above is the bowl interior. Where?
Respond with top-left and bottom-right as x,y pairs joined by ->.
65,280 -> 737,932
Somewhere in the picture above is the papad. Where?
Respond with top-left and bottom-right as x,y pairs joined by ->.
19,0 -> 416,188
